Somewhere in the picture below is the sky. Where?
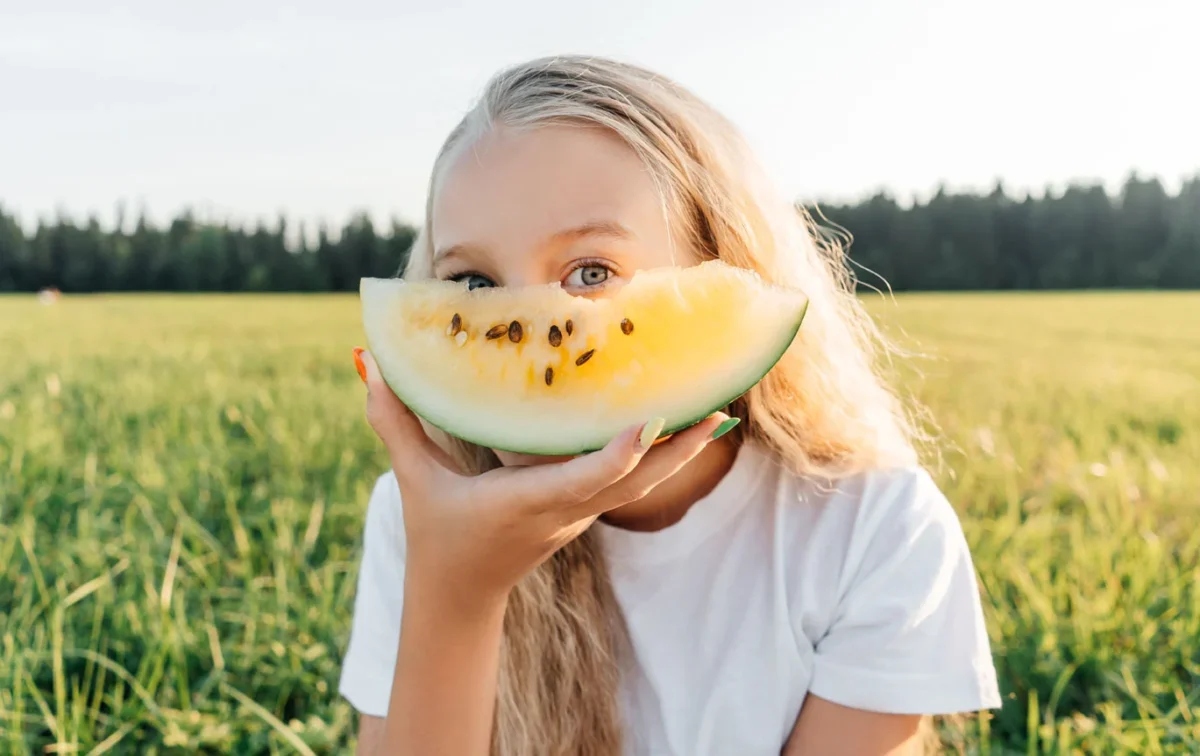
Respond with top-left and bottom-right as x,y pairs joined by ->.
2,0 -> 1197,233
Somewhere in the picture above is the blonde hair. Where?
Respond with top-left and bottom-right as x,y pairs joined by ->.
403,55 -> 927,756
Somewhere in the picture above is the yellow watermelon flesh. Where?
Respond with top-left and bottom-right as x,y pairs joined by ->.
360,260 -> 808,455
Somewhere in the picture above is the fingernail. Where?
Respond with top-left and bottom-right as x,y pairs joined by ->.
711,417 -> 740,441
638,417 -> 666,450
352,347 -> 367,383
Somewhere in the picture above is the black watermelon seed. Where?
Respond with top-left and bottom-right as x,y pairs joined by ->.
574,349 -> 595,367
508,321 -> 523,343
544,367 -> 554,386
548,324 -> 562,347
565,319 -> 574,336
485,324 -> 509,340
620,318 -> 634,335
450,313 -> 462,336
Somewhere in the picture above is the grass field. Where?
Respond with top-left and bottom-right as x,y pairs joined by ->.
1,291 -> 1198,754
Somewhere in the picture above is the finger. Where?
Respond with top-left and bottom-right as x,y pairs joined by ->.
358,349 -> 456,479
575,412 -> 733,517
498,417 -> 664,509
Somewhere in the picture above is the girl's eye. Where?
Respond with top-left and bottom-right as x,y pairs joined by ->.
566,265 -> 611,288
451,273 -> 496,291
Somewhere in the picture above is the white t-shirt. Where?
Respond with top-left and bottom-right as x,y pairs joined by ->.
339,443 -> 1002,755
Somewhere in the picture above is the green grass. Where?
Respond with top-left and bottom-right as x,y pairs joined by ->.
1,291 -> 1198,754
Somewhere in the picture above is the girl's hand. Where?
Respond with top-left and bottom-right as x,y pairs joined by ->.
355,348 -> 728,614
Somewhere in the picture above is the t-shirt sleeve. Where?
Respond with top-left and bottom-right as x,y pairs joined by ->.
807,468 -> 1002,715
338,472 -> 406,718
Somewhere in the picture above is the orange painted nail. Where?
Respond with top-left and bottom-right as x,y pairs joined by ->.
352,347 -> 367,383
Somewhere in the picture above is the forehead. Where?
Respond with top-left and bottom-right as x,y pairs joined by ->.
431,124 -> 669,250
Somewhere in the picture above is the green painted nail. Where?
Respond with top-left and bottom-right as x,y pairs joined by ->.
711,417 -> 740,440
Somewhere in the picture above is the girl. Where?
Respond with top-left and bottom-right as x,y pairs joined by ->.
340,55 -> 1001,755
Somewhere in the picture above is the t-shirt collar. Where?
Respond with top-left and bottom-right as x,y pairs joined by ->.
592,441 -> 771,566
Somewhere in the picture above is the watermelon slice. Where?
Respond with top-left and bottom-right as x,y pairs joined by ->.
360,260 -> 808,455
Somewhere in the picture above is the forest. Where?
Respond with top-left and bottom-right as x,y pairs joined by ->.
2,173 -> 1197,292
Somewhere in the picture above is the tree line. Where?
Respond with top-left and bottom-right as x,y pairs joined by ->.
815,174 -> 1200,290
1,173 -> 1197,293
0,209 -> 413,294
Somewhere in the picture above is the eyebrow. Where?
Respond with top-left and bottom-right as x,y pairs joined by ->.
433,220 -> 634,266
549,220 -> 634,244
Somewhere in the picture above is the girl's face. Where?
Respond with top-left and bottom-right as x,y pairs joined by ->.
431,125 -> 694,467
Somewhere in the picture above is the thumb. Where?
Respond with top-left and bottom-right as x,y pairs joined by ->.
356,348 -> 454,479
358,348 -> 423,440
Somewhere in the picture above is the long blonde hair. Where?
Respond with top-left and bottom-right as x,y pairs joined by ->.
403,55 -> 926,756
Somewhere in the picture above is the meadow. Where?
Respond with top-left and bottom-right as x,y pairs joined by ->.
1,291 -> 1197,754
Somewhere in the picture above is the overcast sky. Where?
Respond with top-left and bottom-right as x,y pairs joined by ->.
2,0 -> 1197,231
